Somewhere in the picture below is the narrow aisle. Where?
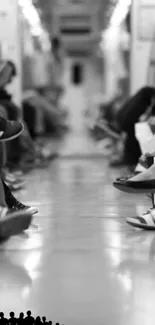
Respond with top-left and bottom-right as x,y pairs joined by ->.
0,153 -> 153,325
1,57 -> 155,325
60,57 -> 103,157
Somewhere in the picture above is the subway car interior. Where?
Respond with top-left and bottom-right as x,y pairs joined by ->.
1,0 -> 155,324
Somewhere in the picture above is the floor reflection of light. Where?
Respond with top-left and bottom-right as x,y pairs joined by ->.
21,286 -> 31,299
109,250 -> 121,267
100,217 -> 122,266
117,272 -> 132,292
105,206 -> 119,216
17,232 -> 44,250
24,251 -> 42,279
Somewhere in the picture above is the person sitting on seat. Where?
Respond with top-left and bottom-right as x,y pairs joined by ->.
0,117 -> 35,239
0,60 -> 53,173
97,86 -> 155,167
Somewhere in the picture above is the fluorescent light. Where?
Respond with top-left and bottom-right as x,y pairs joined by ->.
110,0 -> 131,27
100,0 -> 131,45
31,26 -> 42,36
18,0 -> 43,36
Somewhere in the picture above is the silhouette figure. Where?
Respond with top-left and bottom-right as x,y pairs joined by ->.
9,312 -> 17,325
17,313 -> 25,325
72,63 -> 83,85
48,322 -> 52,325
35,316 -> 42,324
42,317 -> 48,324
0,312 -> 8,324
25,311 -> 34,325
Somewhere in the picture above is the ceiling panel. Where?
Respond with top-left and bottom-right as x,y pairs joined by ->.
33,0 -> 118,34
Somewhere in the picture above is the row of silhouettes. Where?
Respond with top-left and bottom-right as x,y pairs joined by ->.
0,310 -> 61,324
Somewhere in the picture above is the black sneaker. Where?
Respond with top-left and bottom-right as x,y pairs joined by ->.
0,117 -> 24,142
0,206 -> 32,239
3,181 -> 38,215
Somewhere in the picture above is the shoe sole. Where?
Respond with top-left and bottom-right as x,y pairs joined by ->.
0,123 -> 24,142
27,207 -> 38,215
126,219 -> 155,230
113,182 -> 155,194
96,122 -> 121,140
11,207 -> 38,215
0,211 -> 32,238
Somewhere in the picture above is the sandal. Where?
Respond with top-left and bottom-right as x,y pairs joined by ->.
126,208 -> 155,230
116,171 -> 140,182
113,180 -> 141,193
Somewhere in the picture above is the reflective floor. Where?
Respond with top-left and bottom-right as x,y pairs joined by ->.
1,61 -> 155,325
0,153 -> 154,325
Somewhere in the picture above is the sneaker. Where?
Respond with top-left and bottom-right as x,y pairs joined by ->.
0,207 -> 32,239
3,181 -> 38,215
0,117 -> 24,142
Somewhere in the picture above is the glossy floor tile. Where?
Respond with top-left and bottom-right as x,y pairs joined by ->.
0,154 -> 154,325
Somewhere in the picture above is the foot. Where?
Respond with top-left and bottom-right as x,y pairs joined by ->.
3,181 -> 38,215
129,164 -> 155,182
116,171 -> 141,182
0,207 -> 32,239
126,208 -> 155,230
139,154 -> 154,169
0,117 -> 24,142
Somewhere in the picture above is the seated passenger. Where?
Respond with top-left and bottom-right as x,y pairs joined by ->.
0,60 -> 53,173
0,117 -> 37,239
96,86 -> 155,166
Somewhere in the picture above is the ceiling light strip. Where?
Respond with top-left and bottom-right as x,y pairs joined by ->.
18,0 -> 43,36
